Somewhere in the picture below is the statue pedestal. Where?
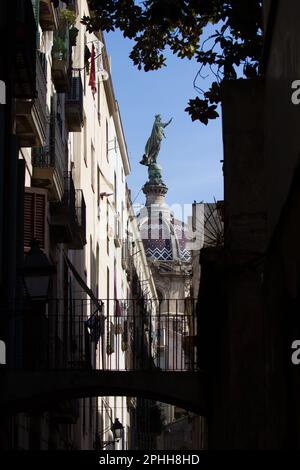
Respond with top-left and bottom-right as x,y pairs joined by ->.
142,181 -> 168,207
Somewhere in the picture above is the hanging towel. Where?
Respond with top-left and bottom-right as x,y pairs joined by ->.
88,43 -> 97,96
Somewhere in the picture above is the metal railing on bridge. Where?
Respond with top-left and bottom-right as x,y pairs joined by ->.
8,299 -> 198,372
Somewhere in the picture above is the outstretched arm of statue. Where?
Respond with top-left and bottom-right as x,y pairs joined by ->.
162,117 -> 173,128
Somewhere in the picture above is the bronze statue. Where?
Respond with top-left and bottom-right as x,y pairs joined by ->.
140,114 -> 172,166
140,115 -> 172,184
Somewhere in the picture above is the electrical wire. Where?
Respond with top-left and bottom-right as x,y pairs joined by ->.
132,187 -> 143,204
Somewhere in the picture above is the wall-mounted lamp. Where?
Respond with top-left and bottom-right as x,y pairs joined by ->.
23,239 -> 56,302
94,418 -> 124,449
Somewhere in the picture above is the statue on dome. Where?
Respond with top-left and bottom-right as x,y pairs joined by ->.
140,115 -> 172,183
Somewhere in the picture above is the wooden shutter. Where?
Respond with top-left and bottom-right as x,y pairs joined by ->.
24,189 -> 46,250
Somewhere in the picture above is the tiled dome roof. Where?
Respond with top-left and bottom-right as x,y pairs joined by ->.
139,213 -> 191,262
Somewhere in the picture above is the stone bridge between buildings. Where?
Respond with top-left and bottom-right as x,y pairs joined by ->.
0,369 -> 208,416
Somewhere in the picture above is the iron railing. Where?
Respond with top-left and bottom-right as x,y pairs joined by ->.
66,70 -> 83,106
62,172 -> 76,219
34,51 -> 48,138
8,299 -> 198,372
75,189 -> 86,243
65,70 -> 84,131
32,91 -> 65,180
50,116 -> 66,183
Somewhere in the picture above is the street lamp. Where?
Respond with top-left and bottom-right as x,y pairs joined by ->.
23,239 -> 55,301
95,418 -> 124,449
111,418 -> 124,441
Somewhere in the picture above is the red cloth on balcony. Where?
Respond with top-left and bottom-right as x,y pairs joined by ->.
88,44 -> 97,96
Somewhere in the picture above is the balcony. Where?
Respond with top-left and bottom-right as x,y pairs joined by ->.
65,70 -> 84,132
13,0 -> 36,99
68,189 -> 87,249
50,173 -> 86,248
16,299 -> 197,371
39,0 -> 59,31
51,28 -> 71,92
16,52 -> 48,147
31,116 -> 65,201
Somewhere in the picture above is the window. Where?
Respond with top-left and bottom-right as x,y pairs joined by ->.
114,171 -> 117,207
82,398 -> 86,434
89,397 -> 93,430
107,267 -> 110,312
97,166 -> 101,218
90,235 -> 93,290
106,119 -> 109,162
91,143 -> 95,191
84,35 -> 87,94
97,78 -> 101,123
31,0 -> 40,47
121,202 -> 124,242
24,188 -> 47,251
106,200 -> 109,255
159,212 -> 163,239
83,115 -> 87,167
157,327 -> 166,349
96,244 -> 99,297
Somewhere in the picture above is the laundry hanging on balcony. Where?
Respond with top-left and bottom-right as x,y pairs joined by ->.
88,43 -> 97,96
85,311 -> 104,343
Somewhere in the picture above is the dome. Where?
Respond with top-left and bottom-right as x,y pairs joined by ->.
139,210 -> 191,263
138,160 -> 191,263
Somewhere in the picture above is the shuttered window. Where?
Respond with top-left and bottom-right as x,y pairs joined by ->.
24,189 -> 46,250
31,0 -> 40,47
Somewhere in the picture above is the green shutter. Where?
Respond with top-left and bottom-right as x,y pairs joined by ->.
31,0 -> 40,47
31,0 -> 40,26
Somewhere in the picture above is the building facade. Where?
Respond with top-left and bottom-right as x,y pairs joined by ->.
0,0 -> 158,450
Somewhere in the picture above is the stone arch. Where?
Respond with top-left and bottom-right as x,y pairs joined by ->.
0,370 -> 207,417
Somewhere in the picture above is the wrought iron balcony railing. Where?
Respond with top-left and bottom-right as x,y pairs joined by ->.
50,172 -> 74,242
50,115 -> 66,185
8,299 -> 198,372
49,173 -> 86,248
68,189 -> 86,248
40,0 -> 59,31
31,111 -> 65,201
65,70 -> 84,132
16,52 -> 48,147
51,24 -> 71,92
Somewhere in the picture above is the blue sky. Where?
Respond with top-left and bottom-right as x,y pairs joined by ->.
105,30 -> 224,210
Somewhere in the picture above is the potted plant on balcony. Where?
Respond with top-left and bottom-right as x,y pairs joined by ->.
60,8 -> 77,26
60,8 -> 79,47
52,36 -> 66,60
